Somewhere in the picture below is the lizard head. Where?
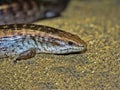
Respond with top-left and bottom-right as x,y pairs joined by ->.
37,26 -> 87,54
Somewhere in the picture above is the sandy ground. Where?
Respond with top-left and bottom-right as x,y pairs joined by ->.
0,0 -> 120,90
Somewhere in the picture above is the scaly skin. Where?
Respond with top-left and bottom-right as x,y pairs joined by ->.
0,24 -> 87,62
0,0 -> 70,25
0,0 -> 86,62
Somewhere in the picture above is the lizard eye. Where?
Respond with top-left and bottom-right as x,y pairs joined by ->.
68,41 -> 73,46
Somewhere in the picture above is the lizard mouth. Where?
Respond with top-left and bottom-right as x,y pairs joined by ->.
52,46 -> 87,54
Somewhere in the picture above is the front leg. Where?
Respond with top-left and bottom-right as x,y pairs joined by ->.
14,48 -> 36,63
